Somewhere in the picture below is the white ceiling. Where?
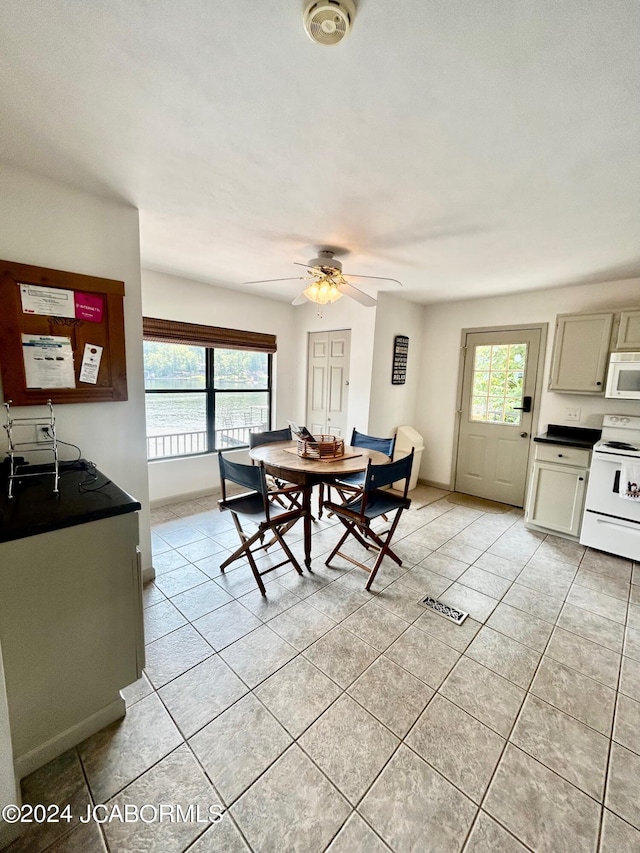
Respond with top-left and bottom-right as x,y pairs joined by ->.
1,1 -> 639,305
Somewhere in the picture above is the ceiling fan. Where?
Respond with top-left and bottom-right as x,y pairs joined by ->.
243,249 -> 402,312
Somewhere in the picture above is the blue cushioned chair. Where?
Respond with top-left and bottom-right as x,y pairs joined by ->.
218,452 -> 303,595
323,449 -> 414,591
320,428 -> 396,518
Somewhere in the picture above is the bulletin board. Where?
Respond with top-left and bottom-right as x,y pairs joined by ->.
0,259 -> 128,405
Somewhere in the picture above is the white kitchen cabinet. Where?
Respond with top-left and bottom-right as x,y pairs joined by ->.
548,312 -> 613,393
0,512 -> 143,779
0,467 -> 143,783
525,444 -> 590,539
615,309 -> 640,350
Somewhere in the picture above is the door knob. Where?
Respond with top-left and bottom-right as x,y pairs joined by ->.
520,432 -> 528,438
513,396 -> 532,413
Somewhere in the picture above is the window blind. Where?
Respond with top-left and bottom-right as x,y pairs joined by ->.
142,317 -> 276,354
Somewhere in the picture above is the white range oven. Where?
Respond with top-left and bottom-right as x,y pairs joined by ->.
580,415 -> 640,560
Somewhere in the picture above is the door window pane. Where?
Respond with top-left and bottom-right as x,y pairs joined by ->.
490,345 -> 509,370
470,343 -> 527,424
488,398 -> 505,422
489,372 -> 507,395
508,344 -> 527,368
144,342 -> 206,390
214,349 -> 269,389
472,397 -> 488,419
474,346 -> 492,370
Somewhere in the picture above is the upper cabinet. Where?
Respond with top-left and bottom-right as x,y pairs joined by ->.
548,312 -> 613,393
616,310 -> 640,350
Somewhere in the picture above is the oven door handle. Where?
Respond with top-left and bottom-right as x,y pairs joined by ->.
613,470 -> 620,495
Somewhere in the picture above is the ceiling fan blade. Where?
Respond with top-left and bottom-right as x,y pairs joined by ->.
291,292 -> 309,306
339,281 -> 377,307
242,276 -> 307,285
343,273 -> 403,286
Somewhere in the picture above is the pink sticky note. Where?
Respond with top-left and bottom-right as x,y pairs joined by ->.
75,292 -> 104,323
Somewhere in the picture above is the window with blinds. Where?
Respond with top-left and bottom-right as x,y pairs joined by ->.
143,318 -> 275,460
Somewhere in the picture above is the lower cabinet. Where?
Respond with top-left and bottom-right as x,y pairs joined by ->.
525,444 -> 590,539
0,511 -> 144,780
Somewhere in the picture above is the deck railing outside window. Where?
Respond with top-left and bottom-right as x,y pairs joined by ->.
146,416 -> 268,460
144,340 -> 272,460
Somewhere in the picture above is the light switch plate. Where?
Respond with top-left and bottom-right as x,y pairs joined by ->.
565,407 -> 581,422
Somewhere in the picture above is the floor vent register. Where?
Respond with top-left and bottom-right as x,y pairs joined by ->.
421,595 -> 469,626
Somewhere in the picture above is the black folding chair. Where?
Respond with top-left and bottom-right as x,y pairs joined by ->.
320,428 -> 396,518
248,427 -> 304,511
218,452 -> 303,595
323,449 -> 414,591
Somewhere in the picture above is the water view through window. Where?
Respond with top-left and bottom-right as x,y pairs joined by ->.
144,342 -> 271,458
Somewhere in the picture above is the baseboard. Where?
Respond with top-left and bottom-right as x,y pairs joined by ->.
150,485 -> 222,509
142,566 -> 156,584
417,477 -> 452,491
14,697 -> 126,780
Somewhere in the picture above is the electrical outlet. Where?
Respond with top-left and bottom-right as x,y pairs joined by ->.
565,407 -> 581,422
36,424 -> 51,443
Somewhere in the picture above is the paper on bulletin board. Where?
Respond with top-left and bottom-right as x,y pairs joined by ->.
22,334 -> 76,389
74,292 -> 104,323
79,343 -> 103,384
20,284 -> 75,318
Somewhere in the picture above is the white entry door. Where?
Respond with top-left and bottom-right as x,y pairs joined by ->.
306,330 -> 351,437
455,328 -> 541,506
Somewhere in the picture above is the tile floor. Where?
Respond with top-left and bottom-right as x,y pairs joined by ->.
5,488 -> 640,852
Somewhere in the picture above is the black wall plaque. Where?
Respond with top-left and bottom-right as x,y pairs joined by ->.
392,335 -> 409,385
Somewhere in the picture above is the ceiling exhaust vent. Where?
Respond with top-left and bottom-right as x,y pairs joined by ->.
303,0 -> 356,46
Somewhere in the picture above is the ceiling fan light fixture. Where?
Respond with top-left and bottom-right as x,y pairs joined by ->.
303,278 -> 344,304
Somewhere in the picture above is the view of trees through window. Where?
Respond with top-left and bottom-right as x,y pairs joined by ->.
144,342 -> 271,459
470,343 -> 526,424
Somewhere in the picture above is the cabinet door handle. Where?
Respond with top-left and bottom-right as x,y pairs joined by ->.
579,477 -> 584,481
558,453 -> 564,457
596,381 -> 602,386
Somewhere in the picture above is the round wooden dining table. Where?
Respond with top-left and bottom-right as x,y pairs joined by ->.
248,440 -> 389,569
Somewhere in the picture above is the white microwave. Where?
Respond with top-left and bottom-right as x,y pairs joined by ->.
605,352 -> 640,399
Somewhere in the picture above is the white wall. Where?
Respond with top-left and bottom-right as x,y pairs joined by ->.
142,269 -> 296,502
291,298 -> 378,436
368,292 -> 425,437
0,163 -> 151,571
143,274 -> 383,503
417,277 -> 640,487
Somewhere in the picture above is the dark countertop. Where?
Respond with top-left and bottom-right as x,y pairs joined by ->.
533,424 -> 602,449
0,459 -> 141,543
